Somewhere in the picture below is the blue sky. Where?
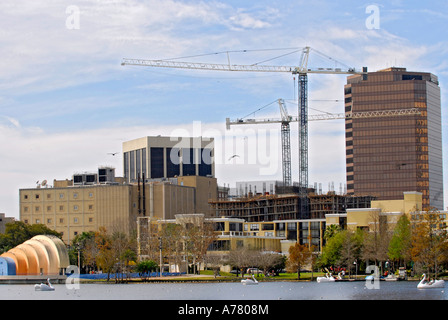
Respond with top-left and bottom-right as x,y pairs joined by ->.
0,0 -> 447,218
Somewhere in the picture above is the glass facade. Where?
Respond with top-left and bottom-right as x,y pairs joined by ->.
345,68 -> 443,210
150,147 -> 164,179
123,137 -> 215,182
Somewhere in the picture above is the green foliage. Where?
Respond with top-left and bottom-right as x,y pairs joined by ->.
319,229 -> 364,270
0,221 -> 62,254
388,214 -> 411,263
136,259 -> 158,273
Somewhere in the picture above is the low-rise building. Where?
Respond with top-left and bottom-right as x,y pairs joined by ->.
20,167 -> 217,244
325,191 -> 447,231
0,213 -> 15,234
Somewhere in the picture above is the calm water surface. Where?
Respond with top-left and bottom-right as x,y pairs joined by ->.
0,281 -> 446,300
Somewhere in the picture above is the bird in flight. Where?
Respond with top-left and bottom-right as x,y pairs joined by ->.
228,154 -> 240,161
108,152 -> 119,156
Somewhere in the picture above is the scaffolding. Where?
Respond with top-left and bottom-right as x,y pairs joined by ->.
209,192 -> 376,222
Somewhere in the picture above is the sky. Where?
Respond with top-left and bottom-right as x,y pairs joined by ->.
0,0 -> 447,219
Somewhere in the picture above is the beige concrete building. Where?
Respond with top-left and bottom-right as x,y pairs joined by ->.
325,191 -> 447,232
20,169 -> 217,244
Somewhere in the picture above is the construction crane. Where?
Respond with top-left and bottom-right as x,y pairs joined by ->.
226,101 -> 421,187
121,47 -> 366,191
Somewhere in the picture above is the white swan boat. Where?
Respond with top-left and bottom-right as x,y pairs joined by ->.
417,274 -> 445,289
241,275 -> 258,285
317,273 -> 336,283
34,278 -> 55,291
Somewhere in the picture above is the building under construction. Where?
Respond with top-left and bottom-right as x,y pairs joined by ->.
209,191 -> 375,222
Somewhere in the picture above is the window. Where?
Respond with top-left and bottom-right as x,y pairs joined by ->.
74,205 -> 79,211
24,194 -> 28,199
47,219 -> 52,224
59,193 -> 64,199
35,194 -> 40,199
59,218 -> 64,223
250,224 -> 259,231
74,218 -> 78,223
262,224 -> 274,231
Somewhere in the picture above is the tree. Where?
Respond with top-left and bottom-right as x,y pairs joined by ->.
160,223 -> 183,273
257,252 -> 283,277
227,247 -> 256,277
388,214 -> 411,269
0,221 -> 61,253
410,209 -> 448,278
319,230 -> 344,268
286,243 -> 313,280
95,227 -> 116,281
177,215 -> 217,274
324,224 -> 341,242
135,259 -> 158,281
69,231 -> 96,271
338,229 -> 363,277
361,211 -> 391,269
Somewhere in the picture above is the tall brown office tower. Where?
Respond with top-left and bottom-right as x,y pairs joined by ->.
344,67 -> 443,210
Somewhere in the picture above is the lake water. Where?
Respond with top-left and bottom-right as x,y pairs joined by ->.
0,280 -> 446,301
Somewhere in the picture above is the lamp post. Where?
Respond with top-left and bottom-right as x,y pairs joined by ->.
158,237 -> 163,277
353,260 -> 358,279
76,242 -> 82,274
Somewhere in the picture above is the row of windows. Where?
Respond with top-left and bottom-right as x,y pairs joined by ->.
23,192 -> 94,200
351,137 -> 422,145
349,145 -> 418,155
353,181 -> 422,189
352,93 -> 423,103
351,82 -> 426,94
353,129 -> 418,138
23,204 -> 94,212
24,217 -> 94,224
351,173 -> 418,182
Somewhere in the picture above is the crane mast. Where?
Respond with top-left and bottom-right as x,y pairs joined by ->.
122,47 -> 366,218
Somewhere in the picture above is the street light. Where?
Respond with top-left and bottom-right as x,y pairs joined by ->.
158,237 -> 163,277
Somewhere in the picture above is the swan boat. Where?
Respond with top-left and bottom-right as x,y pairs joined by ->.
241,275 -> 259,285
317,273 -> 336,283
34,279 -> 55,291
417,274 -> 445,289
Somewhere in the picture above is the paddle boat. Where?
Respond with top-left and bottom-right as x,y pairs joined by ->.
241,274 -> 259,285
34,278 -> 55,291
317,273 -> 336,283
417,274 -> 445,289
